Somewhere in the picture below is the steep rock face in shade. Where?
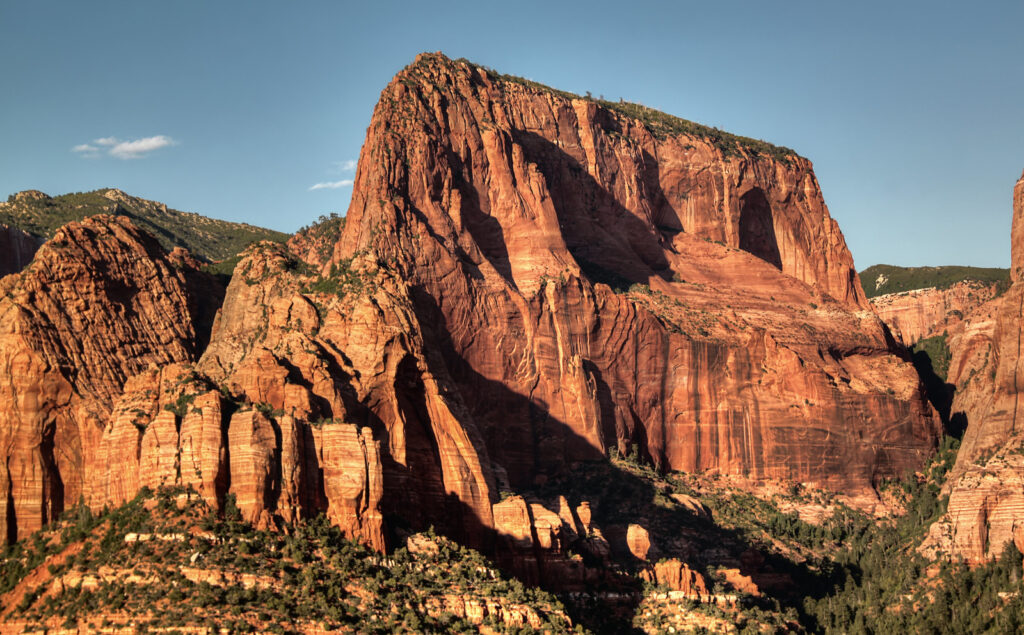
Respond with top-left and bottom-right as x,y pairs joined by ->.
0,224 -> 41,276
0,216 -> 222,543
870,280 -> 1002,345
191,242 -> 490,550
0,56 -> 942,587
935,171 -> 1024,563
331,52 -> 937,504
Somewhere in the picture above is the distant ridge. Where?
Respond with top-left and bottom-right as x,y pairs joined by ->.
0,188 -> 288,262
859,263 -> 1009,298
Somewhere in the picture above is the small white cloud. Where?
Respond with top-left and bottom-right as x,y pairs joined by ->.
309,179 -> 354,191
108,135 -> 175,159
329,159 -> 358,174
72,135 -> 176,159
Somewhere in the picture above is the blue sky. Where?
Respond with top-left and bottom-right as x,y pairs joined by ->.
2,1 -> 1022,268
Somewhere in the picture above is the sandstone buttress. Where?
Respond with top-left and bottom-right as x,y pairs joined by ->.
0,55 -> 941,576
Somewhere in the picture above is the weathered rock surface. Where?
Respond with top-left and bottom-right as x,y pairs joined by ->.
870,280 -> 1001,345
333,52 -> 937,504
0,223 -> 40,276
639,558 -> 710,600
0,216 -> 223,543
0,56 -> 942,591
287,214 -> 345,271
934,171 -> 1024,563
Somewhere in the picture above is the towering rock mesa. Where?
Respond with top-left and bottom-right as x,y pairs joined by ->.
0,55 -> 940,573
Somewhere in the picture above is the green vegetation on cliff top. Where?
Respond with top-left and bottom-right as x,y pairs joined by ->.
442,55 -> 800,162
860,263 -> 1010,298
1,189 -> 288,262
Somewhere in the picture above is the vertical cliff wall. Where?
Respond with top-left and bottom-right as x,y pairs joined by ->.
870,281 -> 1002,345
0,224 -> 40,277
933,171 -> 1024,563
0,217 -> 220,542
329,53 -> 936,505
0,55 -> 941,560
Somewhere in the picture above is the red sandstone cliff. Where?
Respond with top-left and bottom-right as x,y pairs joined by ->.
0,216 -> 221,542
0,55 -> 941,574
928,171 -> 1024,563
332,53 -> 936,499
870,280 -> 1002,345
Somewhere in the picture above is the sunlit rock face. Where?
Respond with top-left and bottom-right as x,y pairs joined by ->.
871,281 -> 1002,346
0,55 -> 941,577
937,171 -> 1024,564
329,52 -> 937,517
0,216 -> 221,543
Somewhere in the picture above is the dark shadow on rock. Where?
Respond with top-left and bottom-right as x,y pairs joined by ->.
947,411 -> 968,440
509,129 -> 672,287
738,188 -> 782,270
183,269 -> 226,359
444,148 -> 517,288
398,283 -> 830,633
911,349 -> 957,436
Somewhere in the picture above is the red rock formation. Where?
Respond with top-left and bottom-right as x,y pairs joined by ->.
626,524 -> 653,560
640,559 -> 710,600
287,214 -> 345,271
723,568 -> 761,596
937,171 -> 1024,563
870,280 -> 1002,345
331,52 -> 937,504
0,56 -> 942,585
193,242 -> 493,549
0,224 -> 40,276
314,423 -> 384,546
0,216 -> 222,543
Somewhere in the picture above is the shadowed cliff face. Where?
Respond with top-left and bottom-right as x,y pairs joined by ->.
0,223 -> 41,277
327,52 -> 937,507
0,55 -> 941,577
928,171 -> 1024,563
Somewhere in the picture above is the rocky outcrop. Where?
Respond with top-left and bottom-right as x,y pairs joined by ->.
193,242 -> 493,549
0,56 -> 941,586
0,224 -> 40,276
870,280 -> 1002,345
0,216 -> 222,543
332,52 -> 937,503
936,171 -> 1024,563
640,559 -> 710,600
86,357 -> 389,549
287,213 -> 344,271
